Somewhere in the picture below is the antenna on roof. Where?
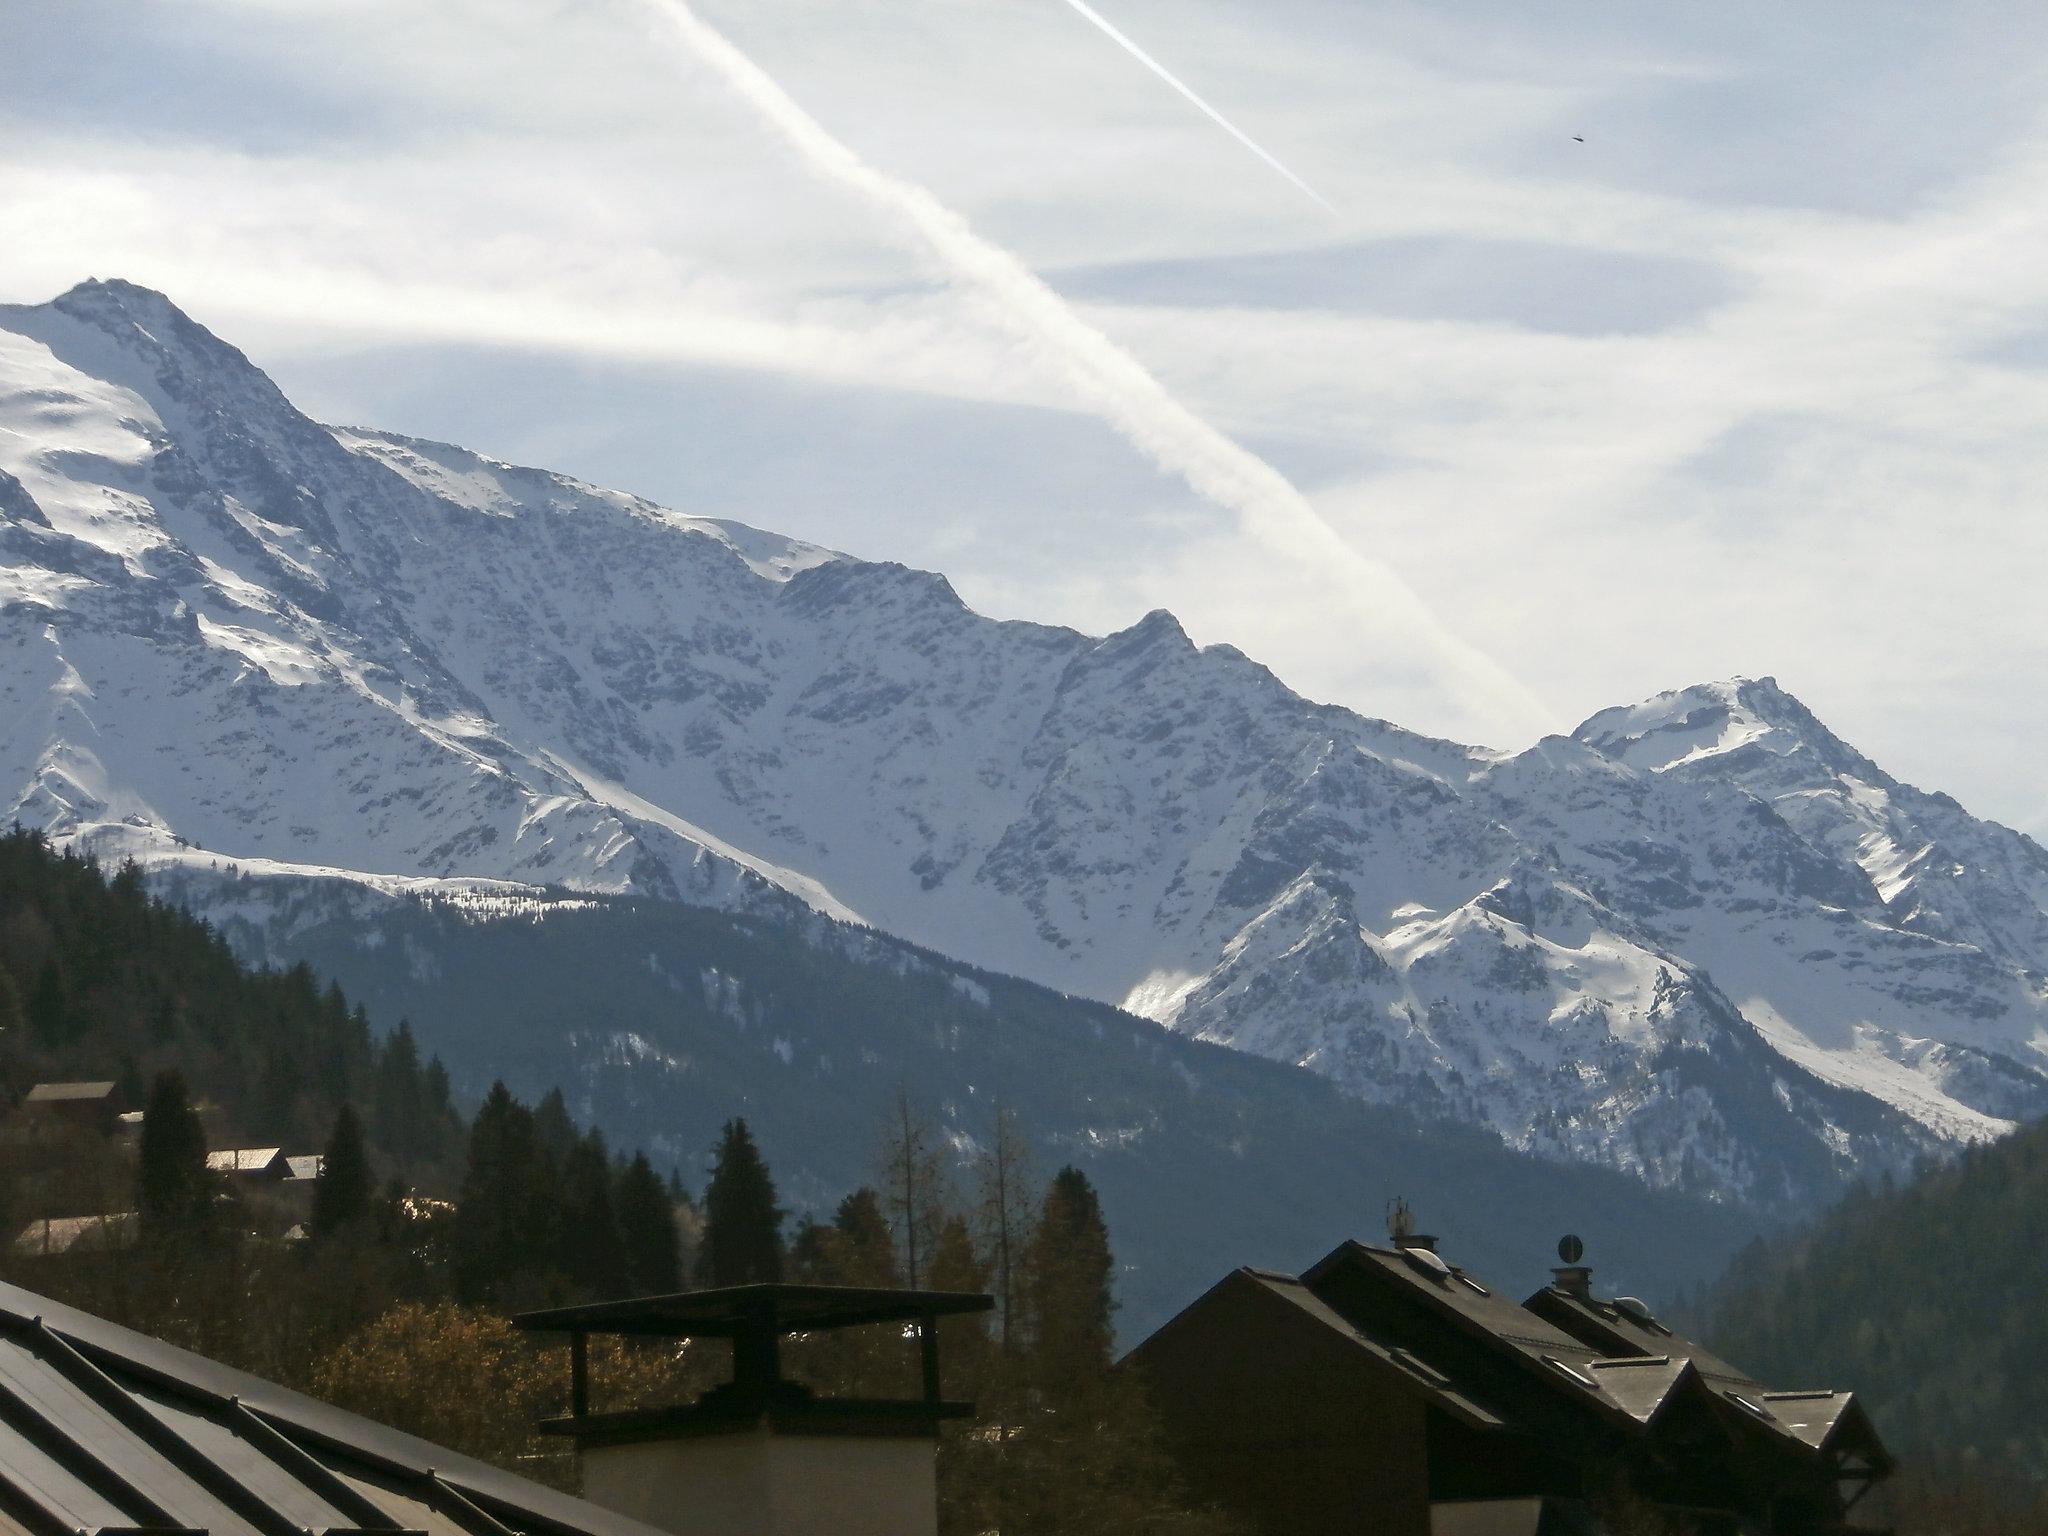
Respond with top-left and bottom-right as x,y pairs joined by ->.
1387,1197 -> 1416,1243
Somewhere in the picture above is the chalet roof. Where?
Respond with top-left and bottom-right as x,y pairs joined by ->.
1759,1390 -> 1892,1467
1233,1269 -> 1504,1430
205,1148 -> 287,1174
0,1277 -> 675,1536
24,1081 -> 119,1104
11,1213 -> 139,1258
1302,1242 -> 1670,1436
1526,1283 -> 1871,1460
1580,1355 -> 1694,1426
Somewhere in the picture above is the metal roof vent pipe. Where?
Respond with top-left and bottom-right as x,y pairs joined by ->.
1552,1234 -> 1592,1299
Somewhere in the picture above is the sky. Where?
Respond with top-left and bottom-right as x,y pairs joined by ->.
4,0 -> 2046,835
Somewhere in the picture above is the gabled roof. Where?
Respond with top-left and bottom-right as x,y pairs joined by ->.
11,1213 -> 139,1257
1526,1283 -> 1873,1461
24,1081 -> 118,1104
1230,1269 -> 1504,1431
1301,1242 -> 1665,1439
0,1278 -> 673,1536
1759,1391 -> 1894,1468
1581,1355 -> 1695,1427
205,1148 -> 287,1175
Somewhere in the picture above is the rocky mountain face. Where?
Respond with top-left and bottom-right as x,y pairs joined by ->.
4,280 -> 2045,1209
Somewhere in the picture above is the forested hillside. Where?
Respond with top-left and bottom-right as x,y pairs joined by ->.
1703,1115 -> 2048,1477
0,828 -> 1248,1530
0,826 -> 466,1215
186,865 -> 1772,1331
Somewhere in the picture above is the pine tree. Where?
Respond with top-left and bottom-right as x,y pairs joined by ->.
28,961 -> 69,1048
558,1131 -> 629,1297
616,1152 -> 682,1295
312,1104 -> 373,1238
373,1021 -> 425,1163
1026,1167 -> 1115,1387
831,1187 -> 900,1287
137,1070 -> 212,1241
697,1118 -> 783,1286
0,967 -> 24,1049
452,1083 -> 562,1303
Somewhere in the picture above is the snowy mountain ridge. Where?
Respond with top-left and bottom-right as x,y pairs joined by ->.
4,279 -> 2045,1207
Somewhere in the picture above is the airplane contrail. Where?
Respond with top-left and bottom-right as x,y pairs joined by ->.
1056,0 -> 1340,217
632,0 -> 1547,735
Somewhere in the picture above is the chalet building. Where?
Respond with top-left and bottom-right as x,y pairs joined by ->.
0,1276 -> 989,1536
19,1080 -> 128,1136
10,1211 -> 138,1259
205,1146 -> 292,1183
1125,1234 -> 1893,1536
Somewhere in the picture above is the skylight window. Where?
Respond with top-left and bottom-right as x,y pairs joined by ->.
1543,1356 -> 1598,1389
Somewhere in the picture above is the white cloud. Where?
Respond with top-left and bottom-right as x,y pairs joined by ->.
3,0 -> 2044,827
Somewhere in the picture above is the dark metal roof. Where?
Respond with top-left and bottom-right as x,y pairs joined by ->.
1524,1283 -> 1871,1460
1230,1270 -> 1504,1431
513,1284 -> 992,1339
0,1279 -> 673,1536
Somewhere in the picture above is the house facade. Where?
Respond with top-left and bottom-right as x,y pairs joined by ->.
1124,1235 -> 1892,1536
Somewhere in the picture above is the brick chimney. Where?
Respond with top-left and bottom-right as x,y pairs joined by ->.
518,1285 -> 991,1536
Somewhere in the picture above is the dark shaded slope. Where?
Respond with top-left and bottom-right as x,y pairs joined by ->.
1701,1117 -> 2048,1472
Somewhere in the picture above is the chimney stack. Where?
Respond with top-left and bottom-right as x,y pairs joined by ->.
518,1284 -> 992,1536
1551,1265 -> 1593,1300
1552,1233 -> 1590,1299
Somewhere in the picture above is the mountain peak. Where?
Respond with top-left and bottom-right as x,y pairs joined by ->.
1570,676 -> 1863,777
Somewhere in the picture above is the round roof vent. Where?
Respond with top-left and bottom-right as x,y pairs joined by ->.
1401,1245 -> 1453,1280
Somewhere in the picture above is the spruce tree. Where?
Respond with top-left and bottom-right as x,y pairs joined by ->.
558,1131 -> 628,1297
451,1083 -> 561,1303
617,1152 -> 683,1294
27,961 -> 69,1048
1026,1166 -> 1115,1386
697,1118 -> 783,1286
311,1104 -> 373,1238
137,1070 -> 212,1240
831,1187 -> 900,1287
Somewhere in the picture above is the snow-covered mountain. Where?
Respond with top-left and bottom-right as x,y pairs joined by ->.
5,279 -> 2045,1206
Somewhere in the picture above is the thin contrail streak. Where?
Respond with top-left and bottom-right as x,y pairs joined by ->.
1057,0 -> 1339,216
633,0 -> 1546,734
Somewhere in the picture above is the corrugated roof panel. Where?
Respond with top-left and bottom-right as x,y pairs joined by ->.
0,1338 -> 260,1536
136,1390 -> 359,1532
0,1417 -> 141,1531
332,1470 -> 501,1536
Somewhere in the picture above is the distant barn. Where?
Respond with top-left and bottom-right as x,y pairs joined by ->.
20,1080 -> 129,1136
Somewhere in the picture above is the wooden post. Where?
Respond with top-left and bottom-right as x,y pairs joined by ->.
570,1331 -> 589,1420
919,1316 -> 941,1407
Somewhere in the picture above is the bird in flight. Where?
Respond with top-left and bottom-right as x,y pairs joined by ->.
1572,135 -> 1585,142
